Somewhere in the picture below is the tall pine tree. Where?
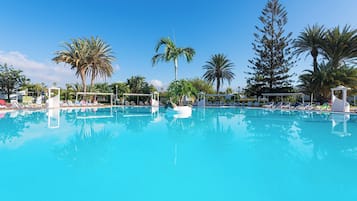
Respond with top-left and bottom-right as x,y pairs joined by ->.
246,0 -> 295,97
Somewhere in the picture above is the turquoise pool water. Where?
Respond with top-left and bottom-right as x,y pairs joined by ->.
0,107 -> 357,201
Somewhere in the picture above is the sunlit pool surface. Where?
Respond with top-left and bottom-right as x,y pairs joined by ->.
1,107 -> 357,201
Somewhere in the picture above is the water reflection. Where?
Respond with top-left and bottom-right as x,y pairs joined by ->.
55,108 -> 117,167
0,107 -> 356,164
55,128 -> 114,167
164,108 -> 244,166
165,114 -> 195,135
2,107 -> 357,201
330,114 -> 351,137
55,107 -> 161,166
0,110 -> 46,145
116,106 -> 161,131
242,109 -> 357,162
48,109 -> 60,128
197,108 -> 237,142
0,111 -> 27,144
164,108 -> 242,138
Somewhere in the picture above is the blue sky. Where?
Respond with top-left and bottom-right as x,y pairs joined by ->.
0,0 -> 356,91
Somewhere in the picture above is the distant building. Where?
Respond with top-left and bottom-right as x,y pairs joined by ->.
0,90 -> 26,100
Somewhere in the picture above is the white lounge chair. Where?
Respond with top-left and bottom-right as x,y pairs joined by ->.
273,102 -> 283,109
263,102 -> 274,108
10,100 -> 23,109
281,102 -> 291,109
296,103 -> 312,110
67,100 -> 75,106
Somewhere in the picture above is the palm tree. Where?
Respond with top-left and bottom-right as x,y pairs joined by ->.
127,76 -> 147,93
298,62 -> 357,101
33,83 -> 45,97
321,25 -> 357,68
202,54 -> 235,94
71,83 -> 83,93
187,78 -> 215,94
110,82 -> 129,96
152,37 -> 195,80
225,87 -> 233,94
86,37 -> 115,91
298,64 -> 331,101
92,83 -> 112,93
53,38 -> 89,92
64,84 -> 75,101
294,24 -> 325,72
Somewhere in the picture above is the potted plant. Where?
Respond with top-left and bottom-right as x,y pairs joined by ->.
166,79 -> 197,117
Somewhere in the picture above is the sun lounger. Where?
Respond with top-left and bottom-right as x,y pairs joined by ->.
22,96 -> 33,106
290,102 -> 301,109
263,102 -> 274,108
74,100 -> 81,106
316,103 -> 330,111
305,104 -> 314,110
296,103 -> 313,110
0,99 -> 7,109
10,100 -> 23,109
273,102 -> 283,109
67,100 -> 75,106
61,101 -> 69,107
0,99 -> 6,106
24,97 -> 44,109
295,104 -> 304,110
281,102 -> 290,109
36,96 -> 43,105
80,100 -> 87,106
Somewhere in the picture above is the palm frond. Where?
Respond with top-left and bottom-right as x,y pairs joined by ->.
152,37 -> 195,80
202,54 -> 235,93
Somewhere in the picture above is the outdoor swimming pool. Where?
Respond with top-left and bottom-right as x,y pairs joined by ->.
0,107 -> 357,201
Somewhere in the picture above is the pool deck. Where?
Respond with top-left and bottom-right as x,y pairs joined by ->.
0,104 -> 113,113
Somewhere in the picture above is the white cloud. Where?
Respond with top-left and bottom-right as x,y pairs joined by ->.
150,79 -> 164,90
0,51 -> 76,86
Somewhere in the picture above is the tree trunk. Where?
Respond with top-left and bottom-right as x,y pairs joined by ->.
7,89 -> 10,102
6,82 -> 11,102
311,48 -> 318,72
90,72 -> 95,92
216,79 -> 220,94
80,70 -> 87,93
269,72 -> 273,90
174,58 -> 178,81
313,57 -> 318,72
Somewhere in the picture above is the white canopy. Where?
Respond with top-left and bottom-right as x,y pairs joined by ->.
331,86 -> 351,91
76,92 -> 114,106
